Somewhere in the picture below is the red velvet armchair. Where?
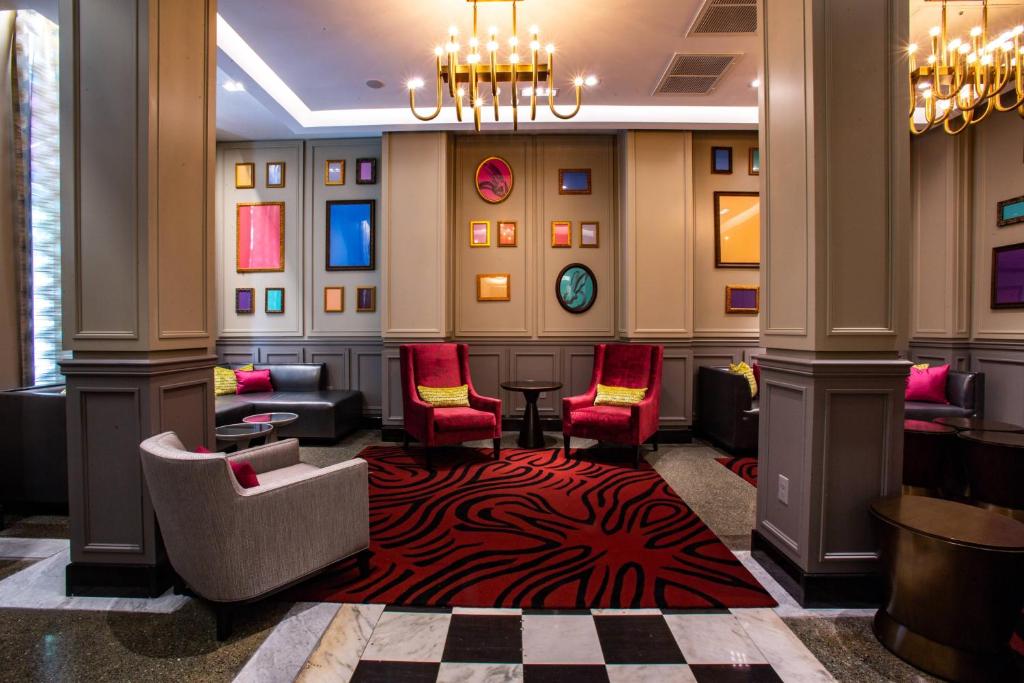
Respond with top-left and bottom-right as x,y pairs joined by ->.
399,343 -> 502,456
562,344 -> 664,467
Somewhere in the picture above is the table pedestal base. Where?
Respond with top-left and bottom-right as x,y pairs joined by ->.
873,609 -> 1019,683
518,390 -> 545,449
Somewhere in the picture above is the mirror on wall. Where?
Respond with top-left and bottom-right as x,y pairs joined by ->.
714,191 -> 760,268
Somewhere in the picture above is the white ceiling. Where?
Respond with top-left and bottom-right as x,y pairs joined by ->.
216,0 -> 763,139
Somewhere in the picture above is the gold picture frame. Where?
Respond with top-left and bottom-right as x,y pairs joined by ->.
469,220 -> 491,247
748,148 -> 760,176
497,221 -> 517,247
714,191 -> 760,268
356,286 -> 377,312
324,286 -> 344,313
235,202 -> 285,273
477,273 -> 511,301
551,221 -> 572,248
580,221 -> 599,248
266,161 -> 286,188
325,159 -> 345,186
234,162 -> 255,189
725,285 -> 760,314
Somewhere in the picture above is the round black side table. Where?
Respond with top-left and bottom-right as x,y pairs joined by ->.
902,419 -> 958,497
934,416 -> 1024,433
958,430 -> 1024,522
500,380 -> 562,448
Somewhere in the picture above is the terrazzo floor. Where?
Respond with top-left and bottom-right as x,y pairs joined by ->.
0,431 -> 978,682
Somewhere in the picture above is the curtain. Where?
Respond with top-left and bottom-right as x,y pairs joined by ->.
11,10 -> 60,387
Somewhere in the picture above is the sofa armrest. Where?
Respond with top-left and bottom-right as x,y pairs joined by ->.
563,394 -> 594,415
228,438 -> 300,474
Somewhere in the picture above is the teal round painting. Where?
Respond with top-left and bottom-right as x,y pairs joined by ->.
556,263 -> 597,314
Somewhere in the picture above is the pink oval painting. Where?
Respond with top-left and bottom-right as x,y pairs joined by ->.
475,156 -> 513,204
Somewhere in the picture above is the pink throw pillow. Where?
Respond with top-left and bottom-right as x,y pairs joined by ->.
235,368 -> 272,394
196,446 -> 260,487
905,364 -> 949,404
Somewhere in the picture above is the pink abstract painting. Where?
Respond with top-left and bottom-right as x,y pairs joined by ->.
237,203 -> 284,272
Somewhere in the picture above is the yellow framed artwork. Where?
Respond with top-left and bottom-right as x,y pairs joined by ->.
551,221 -> 572,248
477,273 -> 511,301
234,162 -> 255,189
325,159 -> 345,186
470,220 -> 491,247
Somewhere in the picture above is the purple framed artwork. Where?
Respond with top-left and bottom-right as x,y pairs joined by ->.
725,285 -> 759,314
991,242 -> 1024,309
235,288 -> 255,314
236,202 -> 285,272
356,158 -> 377,185
475,156 -> 513,204
356,286 -> 376,312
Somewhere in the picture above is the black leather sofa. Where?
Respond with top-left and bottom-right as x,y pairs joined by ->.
0,384 -> 69,513
215,363 -> 362,440
904,369 -> 984,421
697,366 -> 758,454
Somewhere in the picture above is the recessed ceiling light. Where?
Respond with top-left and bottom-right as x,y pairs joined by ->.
750,78 -> 760,88
522,86 -> 558,97
366,79 -> 385,89
223,80 -> 246,92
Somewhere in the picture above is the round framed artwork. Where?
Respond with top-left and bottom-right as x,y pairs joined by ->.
556,263 -> 598,314
475,156 -> 513,204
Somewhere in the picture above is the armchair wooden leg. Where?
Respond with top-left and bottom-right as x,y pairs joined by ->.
403,432 -> 410,449
634,445 -> 642,469
563,433 -> 571,457
172,573 -> 187,596
493,437 -> 501,459
214,603 -> 234,642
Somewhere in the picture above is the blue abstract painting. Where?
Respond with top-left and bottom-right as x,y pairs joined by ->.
327,200 -> 375,270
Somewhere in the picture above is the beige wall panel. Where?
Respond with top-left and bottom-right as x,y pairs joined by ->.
910,131 -> 971,339
823,3 -> 894,335
538,136 -> 616,337
216,141 -> 303,337
972,113 -> 1024,339
625,131 -> 693,337
757,379 -> 807,559
760,0 -> 809,342
69,0 -> 140,341
454,136 -> 531,336
692,132 -> 760,337
307,139 -> 382,337
154,0 -> 212,342
382,132 -> 450,338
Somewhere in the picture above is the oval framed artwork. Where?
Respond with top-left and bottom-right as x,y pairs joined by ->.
556,263 -> 598,314
475,156 -> 513,204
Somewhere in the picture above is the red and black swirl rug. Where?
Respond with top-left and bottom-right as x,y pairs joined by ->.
715,456 -> 758,487
288,446 -> 775,610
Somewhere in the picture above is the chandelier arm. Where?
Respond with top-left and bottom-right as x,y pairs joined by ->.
448,51 -> 457,99
969,95 -> 996,126
994,49 -> 1024,112
943,107 -> 973,135
491,53 -> 500,120
455,84 -> 464,122
408,59 -> 444,122
531,46 -> 538,120
546,52 -> 582,120
511,68 -> 519,130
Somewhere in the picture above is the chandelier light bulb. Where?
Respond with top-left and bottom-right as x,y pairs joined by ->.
573,76 -> 584,87
407,77 -> 424,90
948,38 -> 961,51
981,53 -> 993,65
509,52 -> 520,63
917,80 -> 931,90
469,36 -> 479,48
585,75 -> 599,87
958,43 -> 971,54
434,46 -> 444,57
449,25 -> 458,36
922,88 -> 933,99
467,53 -> 480,64
927,54 -> 937,64
487,40 -> 499,52
970,26 -> 982,38
1002,42 -> 1013,52
929,26 -> 941,38
907,43 -> 918,54
457,87 -> 465,98
474,97 -> 483,107
1015,26 -> 1024,36
447,41 -> 460,53
545,43 -> 555,54
530,39 -> 540,51
529,25 -> 539,35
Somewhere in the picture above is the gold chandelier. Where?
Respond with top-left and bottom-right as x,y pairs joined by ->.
908,0 -> 1024,135
406,0 -> 597,131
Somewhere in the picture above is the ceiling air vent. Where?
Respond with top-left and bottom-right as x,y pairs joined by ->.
653,54 -> 737,96
687,0 -> 758,35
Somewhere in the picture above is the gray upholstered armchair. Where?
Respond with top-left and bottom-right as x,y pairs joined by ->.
139,431 -> 369,639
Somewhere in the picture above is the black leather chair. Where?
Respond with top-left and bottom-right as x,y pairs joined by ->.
697,366 -> 758,454
214,363 -> 362,440
0,384 -> 69,514
905,370 -> 984,421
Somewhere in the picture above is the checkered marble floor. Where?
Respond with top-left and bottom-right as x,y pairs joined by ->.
286,605 -> 833,683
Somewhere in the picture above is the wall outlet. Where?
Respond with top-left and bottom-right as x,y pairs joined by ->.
777,475 -> 789,505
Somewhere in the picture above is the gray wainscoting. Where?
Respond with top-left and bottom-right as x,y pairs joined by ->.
909,338 -> 1024,426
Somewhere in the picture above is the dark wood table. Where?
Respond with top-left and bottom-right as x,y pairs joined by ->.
870,496 -> 1024,682
902,419 -> 958,497
958,430 -> 1024,522
500,380 -> 562,449
934,416 -> 1024,433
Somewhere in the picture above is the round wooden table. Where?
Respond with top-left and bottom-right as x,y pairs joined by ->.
500,380 -> 562,448
902,419 -> 958,497
870,496 -> 1024,683
958,430 -> 1024,522
934,416 -> 1024,433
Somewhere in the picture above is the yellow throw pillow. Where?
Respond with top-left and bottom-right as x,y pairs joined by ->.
417,384 -> 470,407
214,364 -> 253,396
729,362 -> 758,398
594,383 -> 647,406
911,363 -> 929,371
